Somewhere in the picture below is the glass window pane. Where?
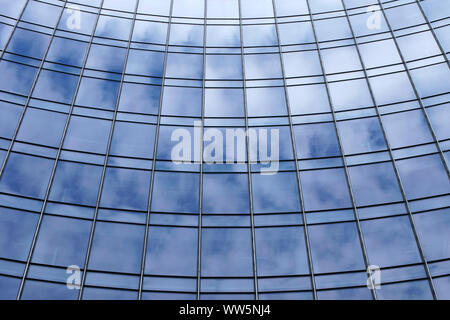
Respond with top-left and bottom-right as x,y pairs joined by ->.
318,287 -> 372,300
294,123 -> 341,158
246,87 -> 287,117
0,0 -> 27,18
145,226 -> 197,276
166,53 -> 203,79
95,15 -> 132,40
369,72 -> 416,105
201,228 -> 253,276
434,276 -> 450,300
89,221 -> 144,273
359,39 -> 401,69
382,109 -> 433,148
32,69 -> 79,104
49,161 -> 103,206
309,222 -> 365,273
46,37 -> 89,67
0,208 -> 38,261
75,77 -> 120,110
338,117 -> 386,154
151,171 -> 199,213
203,173 -> 250,214
118,83 -> 160,114
32,215 -> 91,267
16,108 -> 67,147
63,116 -> 111,154
22,0 -> 61,27
427,105 -> 450,141
0,102 -> 23,139
0,276 -> 20,300
100,167 -> 151,211
82,287 -> 137,300
206,54 -> 242,80
384,3 -> 425,30
283,51 -> 322,77
162,86 -> 201,117
328,78 -> 373,111
138,0 -> 170,16
287,84 -> 330,115
172,0 -> 204,18
410,63 -> 450,98
103,0 -> 136,12
0,153 -> 53,198
142,292 -> 196,300
396,154 -> 450,199
204,88 -> 244,118
22,280 -> 78,300
347,162 -> 403,206
0,61 -> 38,96
377,280 -> 433,300
202,278 -> 253,293
110,122 -> 155,158
278,21 -> 314,45
207,0 -> 239,18
397,31 -> 440,61
309,0 -> 343,12
241,0 -> 273,18
206,25 -> 240,47
301,168 -> 352,211
321,46 -> 362,74
244,54 -> 282,79
243,24 -> 277,47
361,216 -> 422,267
256,227 -> 309,276
414,208 -> 450,261
86,44 -> 127,73
7,28 -> 50,59
275,0 -> 308,16
170,23 -> 203,46
314,17 -> 351,42
132,20 -> 168,44
126,49 -> 164,77
252,172 -> 300,213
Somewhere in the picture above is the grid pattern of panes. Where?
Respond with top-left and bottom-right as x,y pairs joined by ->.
0,0 -> 449,300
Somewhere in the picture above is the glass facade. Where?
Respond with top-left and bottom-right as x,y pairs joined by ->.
0,0 -> 448,300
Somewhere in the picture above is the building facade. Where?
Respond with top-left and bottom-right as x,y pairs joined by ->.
0,0 -> 449,300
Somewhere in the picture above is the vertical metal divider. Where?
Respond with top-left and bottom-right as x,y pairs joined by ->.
304,0 -> 377,300
237,0 -> 260,300
0,0 -> 58,178
14,0 -> 73,299
77,0 -> 139,300
270,0 -> 317,300
195,0 -> 207,301
415,0 -> 449,67
341,0 -> 438,300
138,0 -> 174,300
375,0 -> 450,178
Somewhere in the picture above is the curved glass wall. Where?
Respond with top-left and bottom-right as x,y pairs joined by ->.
0,0 -> 449,300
